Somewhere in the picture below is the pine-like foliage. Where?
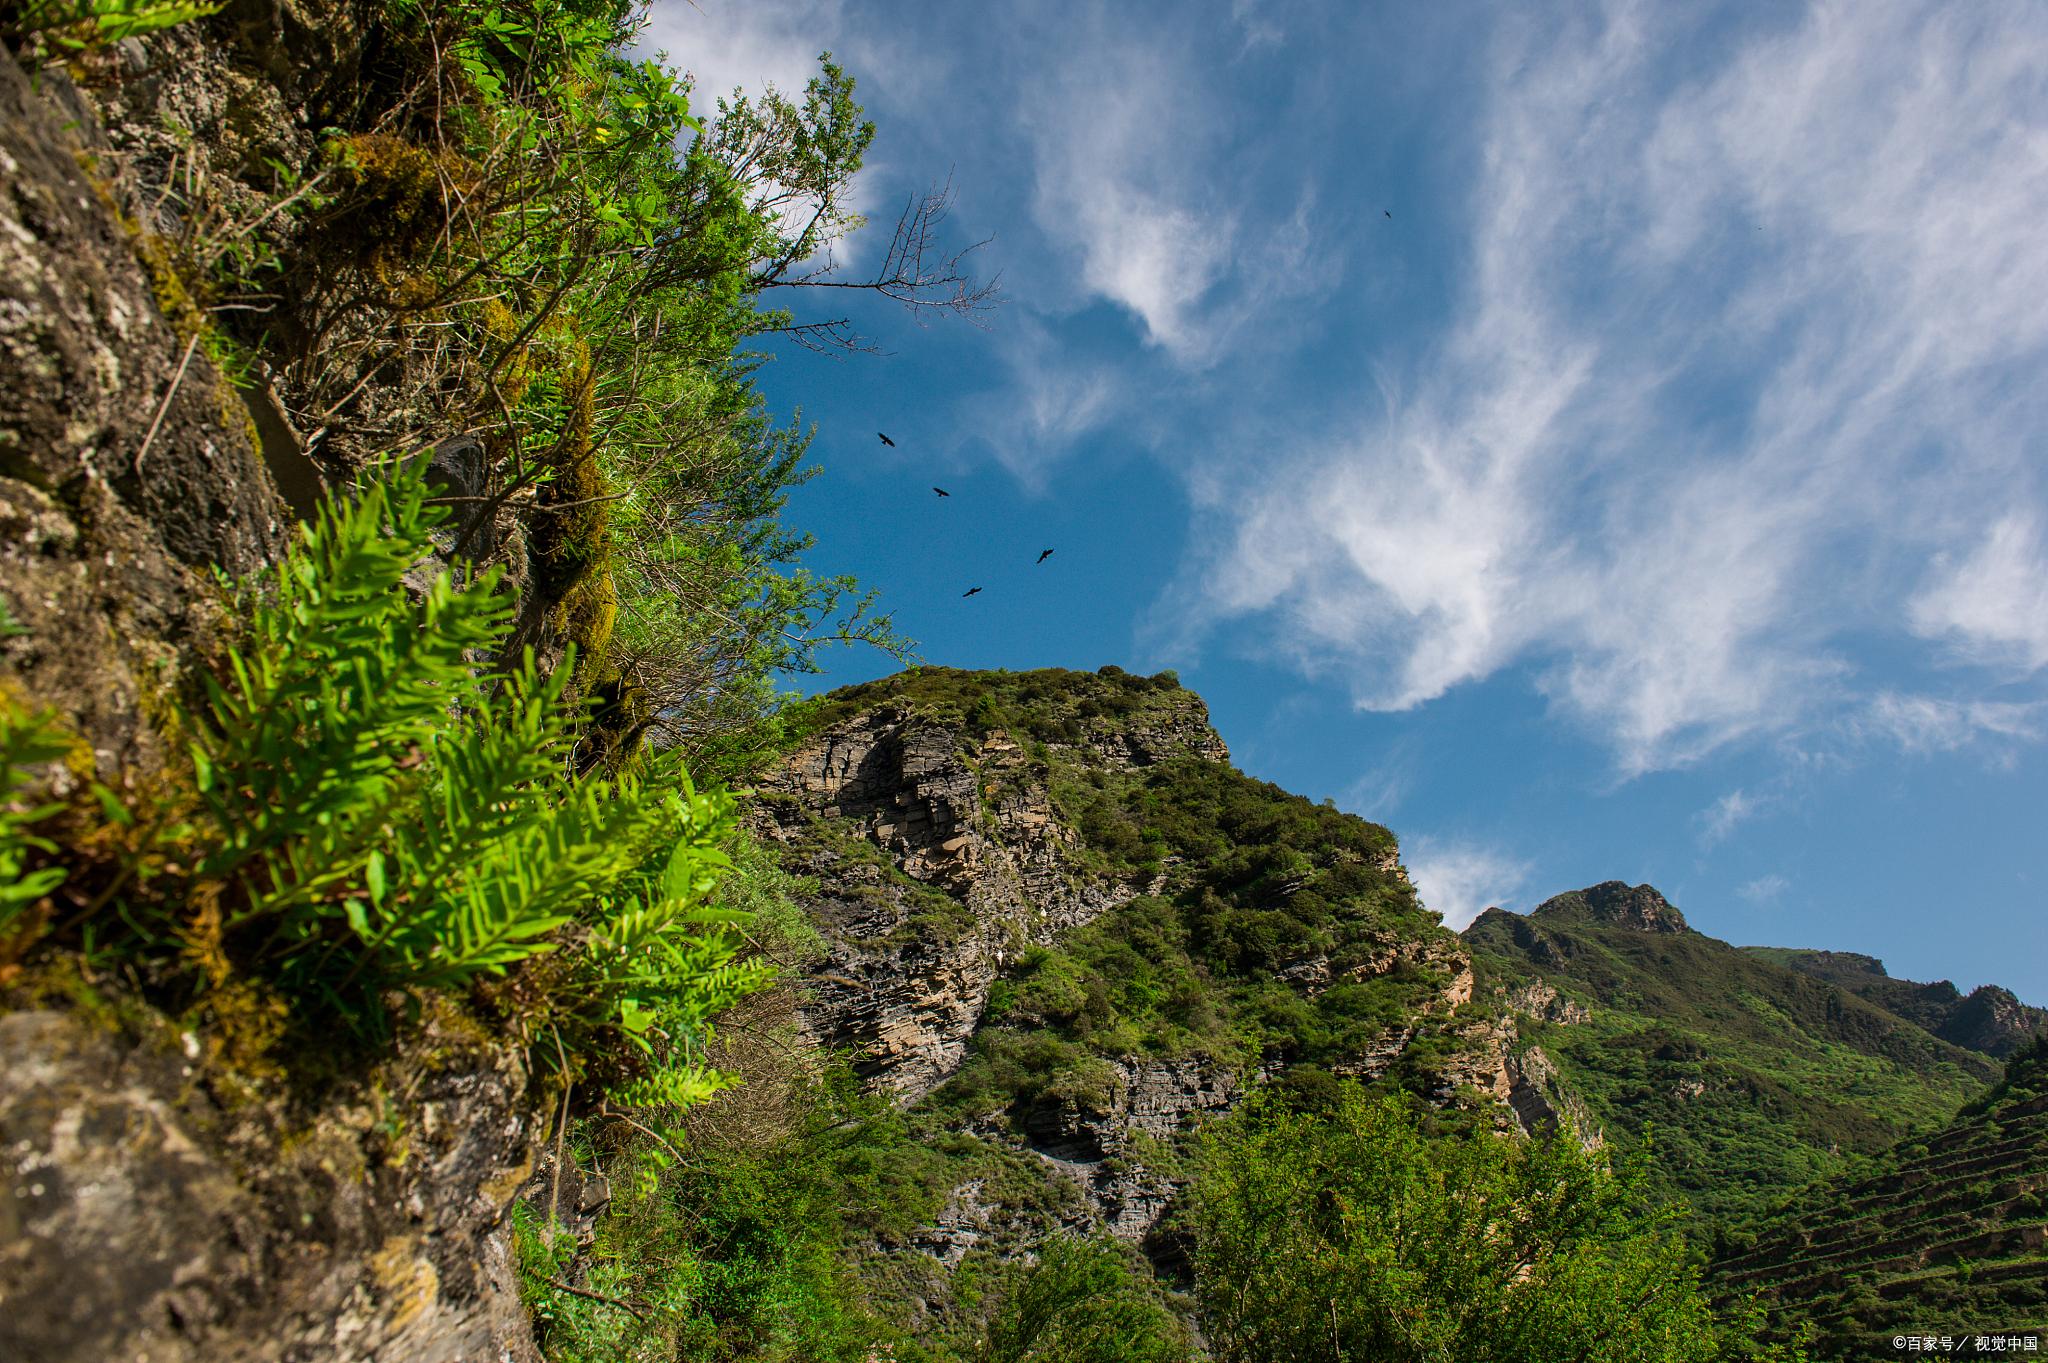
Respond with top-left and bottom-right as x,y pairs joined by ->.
180,461 -> 768,1095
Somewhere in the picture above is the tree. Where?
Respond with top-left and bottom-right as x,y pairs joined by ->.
1185,1083 -> 1801,1363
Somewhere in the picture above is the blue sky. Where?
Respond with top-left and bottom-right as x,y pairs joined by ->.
642,0 -> 2048,1003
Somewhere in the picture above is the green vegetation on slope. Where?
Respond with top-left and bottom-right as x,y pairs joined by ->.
939,752 -> 1458,1115
1187,1079 -> 1802,1363
1465,889 -> 1997,1227
1743,947 -> 2048,1059
516,1073 -> 1187,1362
1715,1037 -> 2048,1358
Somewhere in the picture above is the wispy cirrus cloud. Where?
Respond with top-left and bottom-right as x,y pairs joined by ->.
1179,0 -> 2048,773
1738,873 -> 1789,905
1011,11 -> 1238,362
1857,693 -> 2046,758
1698,788 -> 1759,849
1909,514 -> 2048,674
640,0 -> 846,106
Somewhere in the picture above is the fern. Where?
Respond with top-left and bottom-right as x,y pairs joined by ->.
167,459 -> 768,1102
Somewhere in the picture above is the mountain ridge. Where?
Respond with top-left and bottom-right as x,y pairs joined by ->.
1464,882 -> 2020,1226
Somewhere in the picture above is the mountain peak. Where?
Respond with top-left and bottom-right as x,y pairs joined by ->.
1535,881 -> 1690,934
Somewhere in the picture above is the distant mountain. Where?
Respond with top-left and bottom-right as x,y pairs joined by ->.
1744,946 -> 2048,1059
1464,884 -> 2008,1225
1714,1037 -> 2048,1358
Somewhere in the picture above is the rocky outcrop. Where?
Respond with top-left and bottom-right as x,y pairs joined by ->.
1943,985 -> 2048,1059
1535,881 -> 1690,934
1758,948 -> 2048,1059
1437,992 -> 1602,1146
758,681 -> 1496,1255
0,1005 -> 540,1363
1016,1054 -> 1244,1241
754,705 -> 1158,1098
0,46 -> 288,779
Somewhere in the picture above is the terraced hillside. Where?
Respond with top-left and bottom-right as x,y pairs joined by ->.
1464,884 -> 2006,1225
1714,1038 -> 2048,1358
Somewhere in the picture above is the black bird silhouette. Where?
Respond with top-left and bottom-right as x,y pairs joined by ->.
877,432 -> 896,447
962,586 -> 982,598
1383,210 -> 1392,219
1036,548 -> 1054,564
932,486 -> 950,497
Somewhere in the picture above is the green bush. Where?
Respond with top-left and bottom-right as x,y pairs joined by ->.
969,1236 -> 1190,1363
1185,1080 -> 1804,1363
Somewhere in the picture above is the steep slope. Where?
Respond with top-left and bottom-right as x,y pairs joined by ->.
749,666 -> 1522,1315
1744,948 -> 2048,1059
1714,1038 -> 2048,1358
1464,884 -> 2003,1225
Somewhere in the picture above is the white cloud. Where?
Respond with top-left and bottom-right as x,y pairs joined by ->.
1341,760 -> 1412,823
1698,789 -> 1757,848
1405,839 -> 1531,930
1909,515 -> 2048,673
1229,0 -> 1285,52
1737,873 -> 1789,904
966,317 -> 1122,485
638,1 -> 895,272
1859,692 -> 2046,756
1014,15 -> 1238,361
1181,0 -> 2048,772
641,0 -> 845,109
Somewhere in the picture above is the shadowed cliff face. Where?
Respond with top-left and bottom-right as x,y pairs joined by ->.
1748,947 -> 2048,1059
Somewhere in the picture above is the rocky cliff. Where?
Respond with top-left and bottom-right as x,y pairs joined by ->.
753,676 -> 1226,1099
743,666 -> 1544,1281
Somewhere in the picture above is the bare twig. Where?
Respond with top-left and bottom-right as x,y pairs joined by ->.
543,1277 -> 649,1322
136,333 -> 202,475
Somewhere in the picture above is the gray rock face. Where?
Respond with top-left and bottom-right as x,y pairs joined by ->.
755,706 -> 1148,1098
754,697 -> 1260,1242
1018,1055 -> 1243,1241
0,47 -> 288,780
0,1008 -> 540,1363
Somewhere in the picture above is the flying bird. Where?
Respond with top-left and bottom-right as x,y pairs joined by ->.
962,586 -> 983,598
1383,210 -> 1392,219
932,486 -> 950,497
878,432 -> 896,447
1035,549 -> 1054,564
